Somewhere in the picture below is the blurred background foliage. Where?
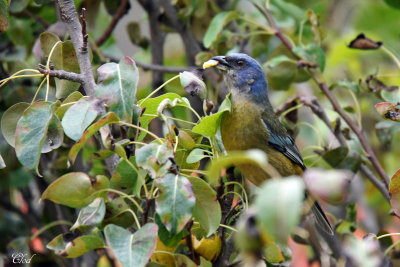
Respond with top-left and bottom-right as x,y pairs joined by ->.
1,0 -> 400,266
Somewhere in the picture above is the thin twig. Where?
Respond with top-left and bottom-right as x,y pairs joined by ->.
360,164 -> 390,202
95,0 -> 129,46
80,8 -> 88,52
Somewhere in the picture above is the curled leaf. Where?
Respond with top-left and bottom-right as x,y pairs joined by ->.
348,33 -> 382,50
180,69 -> 206,98
375,102 -> 400,121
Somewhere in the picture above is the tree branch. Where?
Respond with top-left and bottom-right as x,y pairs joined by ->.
299,96 -> 390,202
256,3 -> 390,187
57,0 -> 96,95
95,0 -> 129,46
38,66 -> 84,83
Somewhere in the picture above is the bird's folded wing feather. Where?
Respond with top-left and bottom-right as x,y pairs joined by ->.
262,118 -> 305,169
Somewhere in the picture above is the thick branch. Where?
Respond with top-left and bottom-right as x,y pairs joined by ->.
257,3 -> 390,186
95,0 -> 129,46
38,66 -> 84,83
57,0 -> 96,95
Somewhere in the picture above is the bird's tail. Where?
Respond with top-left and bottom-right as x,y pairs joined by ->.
311,201 -> 334,235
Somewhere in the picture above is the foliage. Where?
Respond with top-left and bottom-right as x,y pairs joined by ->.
1,0 -> 400,266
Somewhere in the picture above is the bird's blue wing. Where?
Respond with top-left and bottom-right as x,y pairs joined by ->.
262,119 -> 305,169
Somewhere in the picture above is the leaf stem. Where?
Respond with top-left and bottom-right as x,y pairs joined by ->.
381,45 -> 400,70
140,75 -> 180,104
97,188 -> 143,213
45,41 -> 62,101
32,76 -> 48,104
0,74 -> 44,88
110,209 -> 141,229
225,181 -> 249,209
30,220 -> 72,240
118,121 -> 164,144
123,158 -> 149,196
219,223 -> 238,232
376,233 -> 400,239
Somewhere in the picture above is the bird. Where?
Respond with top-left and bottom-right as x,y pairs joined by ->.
203,53 -> 333,235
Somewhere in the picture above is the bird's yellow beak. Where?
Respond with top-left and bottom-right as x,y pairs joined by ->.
202,59 -> 219,69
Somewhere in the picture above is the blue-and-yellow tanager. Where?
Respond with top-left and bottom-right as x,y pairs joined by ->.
203,53 -> 333,235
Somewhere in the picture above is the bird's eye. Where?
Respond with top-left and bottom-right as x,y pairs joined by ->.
237,60 -> 244,66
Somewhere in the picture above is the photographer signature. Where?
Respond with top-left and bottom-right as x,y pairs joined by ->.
12,253 -> 36,264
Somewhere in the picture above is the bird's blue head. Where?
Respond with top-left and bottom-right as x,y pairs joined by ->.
203,53 -> 269,101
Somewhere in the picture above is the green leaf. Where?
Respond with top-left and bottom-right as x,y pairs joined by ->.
15,101 -> 60,174
135,143 -> 173,179
9,167 -> 33,188
104,223 -> 158,267
40,33 -> 81,98
263,55 -> 293,68
265,60 -> 297,90
376,120 -> 400,145
255,177 -> 304,244
0,0 -> 8,32
110,157 -> 141,195
9,0 -> 29,13
154,214 -> 188,247
186,148 -> 207,164
203,11 -> 239,48
71,198 -> 106,230
103,196 -> 135,228
293,44 -> 326,71
39,32 -> 60,55
187,176 -> 221,236
322,146 -> 349,167
192,94 -> 231,137
206,149 -> 269,185
47,231 -> 104,258
155,174 -> 195,234
384,0 -> 400,9
175,254 -> 197,267
41,172 -> 109,208
389,168 -> 400,216
95,56 -> 139,122
62,96 -> 102,141
138,93 -> 189,140
6,17 -> 33,45
41,114 -> 64,153
55,91 -> 84,119
69,112 -> 120,165
1,102 -> 29,147
303,169 -> 353,205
